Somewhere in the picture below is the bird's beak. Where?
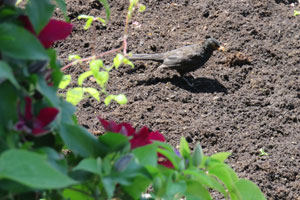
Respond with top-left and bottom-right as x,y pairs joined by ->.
218,46 -> 226,52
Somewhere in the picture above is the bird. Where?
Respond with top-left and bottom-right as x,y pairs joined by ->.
129,38 -> 225,87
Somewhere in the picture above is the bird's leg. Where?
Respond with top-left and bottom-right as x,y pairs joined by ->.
182,76 -> 194,87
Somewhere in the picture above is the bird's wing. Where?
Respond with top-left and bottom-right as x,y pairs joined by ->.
161,45 -> 203,69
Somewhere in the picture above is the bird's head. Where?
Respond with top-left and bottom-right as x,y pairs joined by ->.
205,38 -> 225,52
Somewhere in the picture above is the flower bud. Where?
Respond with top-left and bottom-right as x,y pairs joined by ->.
192,143 -> 203,167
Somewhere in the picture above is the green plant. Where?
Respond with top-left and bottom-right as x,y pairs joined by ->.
59,0 -> 144,106
259,148 -> 268,157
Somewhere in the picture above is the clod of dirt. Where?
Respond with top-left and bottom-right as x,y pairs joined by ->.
226,52 -> 252,67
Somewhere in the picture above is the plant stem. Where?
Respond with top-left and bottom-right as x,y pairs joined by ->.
61,46 -> 123,71
61,0 -> 138,71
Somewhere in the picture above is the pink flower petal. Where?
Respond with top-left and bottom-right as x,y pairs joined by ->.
98,117 -> 110,130
19,16 -> 73,48
149,131 -> 165,142
119,123 -> 135,136
137,126 -> 150,137
130,127 -> 152,149
38,19 -> 73,48
34,107 -> 59,130
98,117 -> 120,132
32,127 -> 49,136
158,159 -> 174,168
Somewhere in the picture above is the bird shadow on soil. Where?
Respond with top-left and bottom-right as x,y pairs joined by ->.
136,75 -> 228,94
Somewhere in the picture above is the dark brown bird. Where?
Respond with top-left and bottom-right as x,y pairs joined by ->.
129,38 -> 225,87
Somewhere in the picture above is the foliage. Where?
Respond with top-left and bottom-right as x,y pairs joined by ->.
0,0 -> 266,200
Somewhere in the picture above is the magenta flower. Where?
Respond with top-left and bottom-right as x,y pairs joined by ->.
19,16 -> 73,48
98,117 -> 165,148
98,117 -> 175,168
15,97 -> 59,136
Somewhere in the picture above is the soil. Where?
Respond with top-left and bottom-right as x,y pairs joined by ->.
55,0 -> 300,199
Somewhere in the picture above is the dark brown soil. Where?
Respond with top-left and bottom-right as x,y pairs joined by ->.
55,0 -> 300,199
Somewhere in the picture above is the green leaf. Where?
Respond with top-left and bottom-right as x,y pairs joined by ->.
77,14 -> 92,20
68,54 -> 82,61
0,61 -> 20,89
153,141 -> 175,152
122,176 -> 151,199
133,144 -> 157,167
84,87 -> 100,101
0,82 -> 18,125
94,71 -> 109,87
58,100 -> 76,124
37,77 -> 60,107
114,94 -> 128,104
26,0 -> 55,33
58,74 -> 71,89
210,152 -> 231,162
208,163 -> 238,192
78,71 -> 93,86
66,87 -> 100,105
37,147 -> 68,174
90,59 -> 104,71
73,157 -> 102,176
165,179 -> 186,199
95,17 -> 106,25
84,17 -> 94,30
99,0 -> 110,22
157,148 -> 180,170
184,170 -> 227,196
180,137 -> 190,159
185,180 -> 212,200
102,177 -> 115,198
53,0 -> 69,21
104,94 -> 128,106
99,132 -> 129,151
78,15 -> 94,30
294,10 -> 300,16
138,4 -> 146,12
66,87 -> 85,105
0,179 -> 32,194
113,54 -> 124,69
47,49 -> 63,86
231,179 -> 266,200
59,123 -> 107,157
104,95 -> 113,106
63,185 -> 93,200
0,23 -> 48,59
123,58 -> 135,68
0,149 -> 77,189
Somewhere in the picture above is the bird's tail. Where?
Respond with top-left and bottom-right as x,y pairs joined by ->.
128,53 -> 164,61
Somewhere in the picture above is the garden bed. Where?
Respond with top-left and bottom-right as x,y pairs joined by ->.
57,0 -> 300,199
